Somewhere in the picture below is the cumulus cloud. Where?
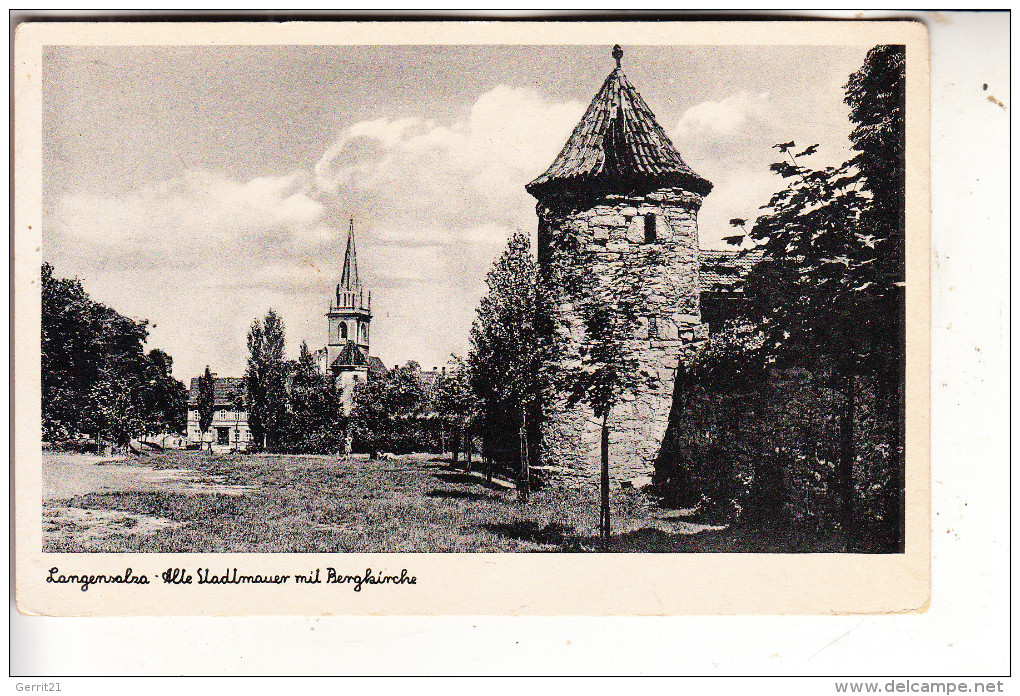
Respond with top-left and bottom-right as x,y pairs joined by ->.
314,85 -> 583,236
45,85 -> 583,379
667,92 -> 781,247
672,91 -> 852,248
674,91 -> 772,143
53,169 -> 330,265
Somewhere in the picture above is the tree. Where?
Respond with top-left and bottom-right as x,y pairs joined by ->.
245,309 -> 288,451
732,45 -> 905,550
351,361 -> 428,458
41,262 -> 154,449
551,229 -> 654,540
197,366 -> 215,451
138,349 -> 187,443
845,45 -> 907,551
262,310 -> 288,449
431,356 -> 477,468
297,340 -> 317,382
245,319 -> 266,449
230,384 -> 246,452
81,366 -> 143,451
279,341 -> 348,454
468,232 -> 551,500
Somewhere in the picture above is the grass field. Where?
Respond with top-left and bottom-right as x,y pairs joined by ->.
42,450 -> 837,553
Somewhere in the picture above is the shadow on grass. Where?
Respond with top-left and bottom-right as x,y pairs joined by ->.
477,521 -> 725,553
566,524 -> 847,553
481,521 -> 576,547
377,463 -> 448,474
426,489 -> 495,502
577,527 -> 732,553
415,461 -> 451,470
432,472 -> 507,492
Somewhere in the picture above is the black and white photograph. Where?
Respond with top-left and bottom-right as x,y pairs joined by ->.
35,37 -> 913,555
14,19 -> 936,621
12,11 -> 1014,684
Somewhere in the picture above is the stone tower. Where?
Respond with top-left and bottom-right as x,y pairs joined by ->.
526,46 -> 713,487
326,218 -> 372,405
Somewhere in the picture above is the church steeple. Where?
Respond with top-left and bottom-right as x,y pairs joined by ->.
339,218 -> 360,291
320,217 -> 376,418
327,216 -> 372,373
335,218 -> 370,312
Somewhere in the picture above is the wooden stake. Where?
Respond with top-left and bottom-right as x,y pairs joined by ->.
600,409 -> 611,541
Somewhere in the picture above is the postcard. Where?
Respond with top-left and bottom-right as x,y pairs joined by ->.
14,19 -> 930,615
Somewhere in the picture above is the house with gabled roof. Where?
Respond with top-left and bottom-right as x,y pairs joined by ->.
186,374 -> 251,452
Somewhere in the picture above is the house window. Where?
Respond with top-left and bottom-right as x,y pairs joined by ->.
644,213 -> 657,243
216,427 -> 230,445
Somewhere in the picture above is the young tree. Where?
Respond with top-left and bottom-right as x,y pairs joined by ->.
552,232 -> 655,540
197,366 -> 215,451
468,232 -> 551,500
230,385 -> 246,452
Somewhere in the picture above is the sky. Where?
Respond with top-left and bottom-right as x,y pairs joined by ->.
42,43 -> 870,382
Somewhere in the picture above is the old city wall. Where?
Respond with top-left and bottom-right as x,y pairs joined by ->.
536,186 -> 709,488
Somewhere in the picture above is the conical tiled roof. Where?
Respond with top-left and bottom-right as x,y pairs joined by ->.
526,46 -> 712,199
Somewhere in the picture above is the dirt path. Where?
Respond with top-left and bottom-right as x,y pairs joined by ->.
43,453 -> 251,499
43,452 -> 253,551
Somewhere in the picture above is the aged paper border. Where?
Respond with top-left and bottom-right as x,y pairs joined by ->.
13,19 -> 930,617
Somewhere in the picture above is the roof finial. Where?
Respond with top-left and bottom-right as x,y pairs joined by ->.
612,44 -> 623,69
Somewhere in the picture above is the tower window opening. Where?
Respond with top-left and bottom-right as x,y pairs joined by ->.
340,323 -> 348,340
644,213 -> 657,243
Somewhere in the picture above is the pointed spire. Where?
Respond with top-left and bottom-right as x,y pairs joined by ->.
339,217 -> 360,291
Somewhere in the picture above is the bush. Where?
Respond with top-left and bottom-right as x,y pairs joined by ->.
654,325 -> 902,551
44,439 -> 102,454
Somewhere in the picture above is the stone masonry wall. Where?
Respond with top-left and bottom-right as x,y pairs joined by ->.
536,186 -> 709,489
